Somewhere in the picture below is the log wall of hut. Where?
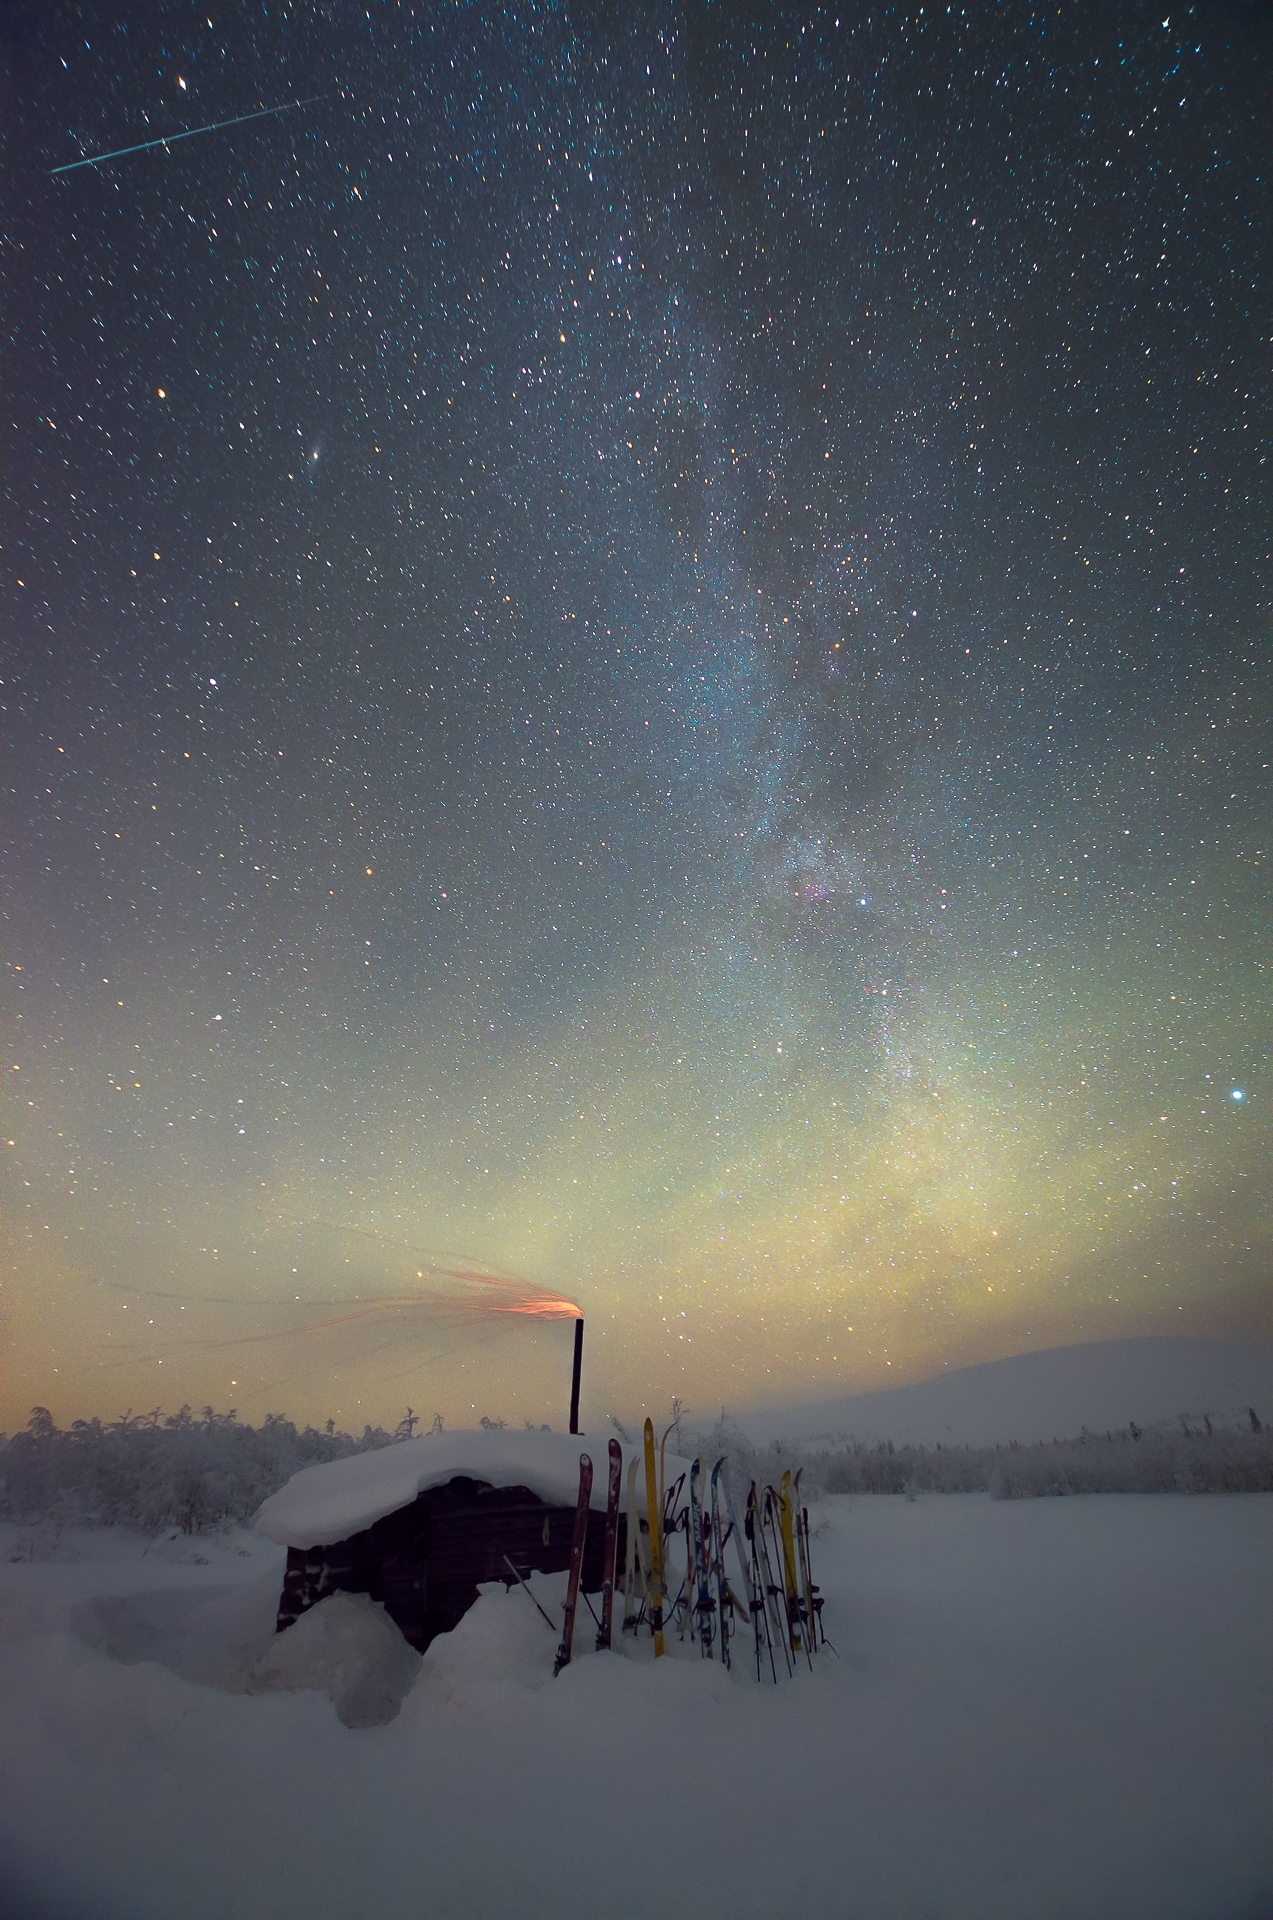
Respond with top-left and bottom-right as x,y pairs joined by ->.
275,1476 -> 626,1652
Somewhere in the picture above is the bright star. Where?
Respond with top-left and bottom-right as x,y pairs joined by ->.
1230,1088 -> 1244,1102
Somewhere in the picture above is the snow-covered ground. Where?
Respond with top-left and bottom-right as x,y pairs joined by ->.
1,1494 -> 1268,1920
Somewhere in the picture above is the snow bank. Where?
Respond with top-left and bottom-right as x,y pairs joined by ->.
254,1428 -> 689,1548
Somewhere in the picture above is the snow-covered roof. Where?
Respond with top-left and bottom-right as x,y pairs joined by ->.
254,1429 -> 692,1549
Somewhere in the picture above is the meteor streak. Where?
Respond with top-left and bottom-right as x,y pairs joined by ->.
52,95 -> 325,176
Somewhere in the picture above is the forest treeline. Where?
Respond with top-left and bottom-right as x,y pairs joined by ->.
1,1403 -> 1270,1543
686,1409 -> 1273,1501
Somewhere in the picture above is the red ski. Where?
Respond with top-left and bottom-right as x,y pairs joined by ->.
596,1438 -> 623,1650
554,1452 -> 593,1675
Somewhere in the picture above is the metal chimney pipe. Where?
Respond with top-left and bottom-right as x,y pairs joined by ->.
569,1317 -> 584,1434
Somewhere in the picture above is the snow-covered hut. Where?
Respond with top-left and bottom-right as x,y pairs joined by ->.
255,1430 -> 681,1653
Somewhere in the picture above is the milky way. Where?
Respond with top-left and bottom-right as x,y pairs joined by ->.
2,2 -> 1267,1430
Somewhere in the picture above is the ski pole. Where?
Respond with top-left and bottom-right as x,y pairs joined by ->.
795,1496 -> 817,1651
799,1504 -> 835,1654
502,1554 -> 557,1632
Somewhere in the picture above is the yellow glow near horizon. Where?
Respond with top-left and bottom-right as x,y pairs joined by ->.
4,906 -> 1266,1434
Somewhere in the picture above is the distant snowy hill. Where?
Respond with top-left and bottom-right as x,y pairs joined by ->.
729,1338 -> 1272,1447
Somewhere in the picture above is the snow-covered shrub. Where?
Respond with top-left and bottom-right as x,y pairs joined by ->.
0,1406 -> 401,1535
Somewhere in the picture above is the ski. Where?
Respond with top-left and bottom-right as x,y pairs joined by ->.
554,1451 -> 593,1675
759,1485 -> 794,1676
793,1470 -> 817,1660
689,1457 -> 716,1656
655,1475 -> 690,1637
596,1438 -> 622,1651
744,1481 -> 779,1683
714,1469 -> 760,1660
776,1471 -> 808,1662
716,1471 -> 755,1633
672,1503 -> 694,1638
659,1418 -> 678,1523
642,1418 -> 665,1656
709,1457 -> 737,1671
787,1466 -> 817,1666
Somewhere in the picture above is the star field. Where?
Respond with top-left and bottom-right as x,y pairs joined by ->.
1,0 -> 1268,1428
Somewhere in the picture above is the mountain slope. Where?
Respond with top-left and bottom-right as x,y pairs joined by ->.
730,1338 -> 1272,1447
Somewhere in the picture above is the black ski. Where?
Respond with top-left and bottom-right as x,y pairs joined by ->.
554,1452 -> 593,1675
596,1438 -> 622,1650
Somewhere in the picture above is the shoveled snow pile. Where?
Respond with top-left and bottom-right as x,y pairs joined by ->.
1,1496 -> 1269,1919
254,1427 -> 689,1548
248,1590 -> 421,1727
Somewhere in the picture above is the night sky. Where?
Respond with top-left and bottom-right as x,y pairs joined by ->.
2,1 -> 1268,1433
